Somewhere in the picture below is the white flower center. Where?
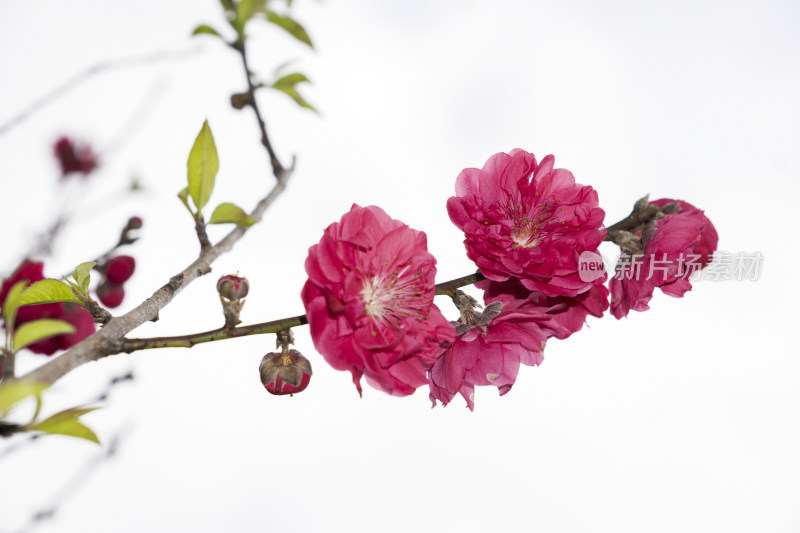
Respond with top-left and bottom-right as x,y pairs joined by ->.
360,265 -> 428,327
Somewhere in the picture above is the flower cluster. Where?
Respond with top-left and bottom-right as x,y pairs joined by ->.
0,261 -> 95,355
425,150 -> 610,407
300,151 -> 716,409
609,199 -> 718,319
96,255 -> 136,309
54,136 -> 98,177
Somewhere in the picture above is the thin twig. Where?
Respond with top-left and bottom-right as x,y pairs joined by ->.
120,271 -> 491,353
122,315 -> 308,351
0,47 -> 201,137
234,39 -> 286,178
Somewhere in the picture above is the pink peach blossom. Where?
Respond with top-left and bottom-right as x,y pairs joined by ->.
447,149 -> 606,297
480,277 -> 609,340
428,290 -> 550,410
302,205 -> 455,396
429,277 -> 608,410
610,199 -> 718,318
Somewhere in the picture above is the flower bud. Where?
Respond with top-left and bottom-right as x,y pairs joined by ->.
106,255 -> 136,285
97,282 -> 125,308
128,216 -> 143,229
217,274 -> 249,301
259,349 -> 312,395
54,136 -> 98,176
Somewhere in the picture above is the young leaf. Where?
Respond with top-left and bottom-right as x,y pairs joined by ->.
208,202 -> 256,227
266,11 -> 313,48
0,381 -> 50,413
72,261 -> 96,298
273,72 -> 310,88
13,319 -> 76,352
19,279 -> 81,306
62,276 -> 81,295
37,406 -> 100,424
34,415 -> 100,445
232,0 -> 268,35
2,281 -> 27,333
178,187 -> 194,215
271,73 -> 317,112
192,24 -> 223,38
187,120 -> 219,213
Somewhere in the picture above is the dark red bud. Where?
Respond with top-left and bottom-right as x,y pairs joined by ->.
217,274 -> 249,300
105,256 -> 136,285
54,136 -> 98,177
128,216 -> 143,229
259,349 -> 312,395
97,282 -> 125,308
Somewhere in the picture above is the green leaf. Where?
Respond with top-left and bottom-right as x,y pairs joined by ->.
62,276 -> 81,295
273,72 -> 310,89
34,407 -> 101,444
266,11 -> 313,48
177,187 -> 194,215
19,279 -> 81,306
233,0 -> 268,35
271,73 -> 317,112
187,120 -> 219,213
192,24 -> 223,38
0,381 -> 50,413
72,261 -> 96,297
13,319 -> 76,351
34,416 -> 100,445
2,281 -> 27,333
208,202 -> 256,227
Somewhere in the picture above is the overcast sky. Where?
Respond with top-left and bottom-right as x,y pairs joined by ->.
1,0 -> 799,531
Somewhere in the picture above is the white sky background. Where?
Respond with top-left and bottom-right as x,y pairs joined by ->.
0,0 -> 799,531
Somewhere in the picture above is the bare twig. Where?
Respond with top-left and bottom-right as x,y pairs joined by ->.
233,39 -> 286,178
122,315 -> 308,351
16,426 -> 131,533
0,47 -> 201,137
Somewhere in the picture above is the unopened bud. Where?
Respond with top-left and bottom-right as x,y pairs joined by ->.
97,282 -> 125,308
105,255 -> 136,285
217,274 -> 249,301
128,216 -> 143,229
259,349 -> 312,396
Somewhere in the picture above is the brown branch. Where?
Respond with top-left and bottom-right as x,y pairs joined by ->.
117,273 -> 490,354
435,272 -> 486,297
122,314 -> 308,352
18,173 -> 290,385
